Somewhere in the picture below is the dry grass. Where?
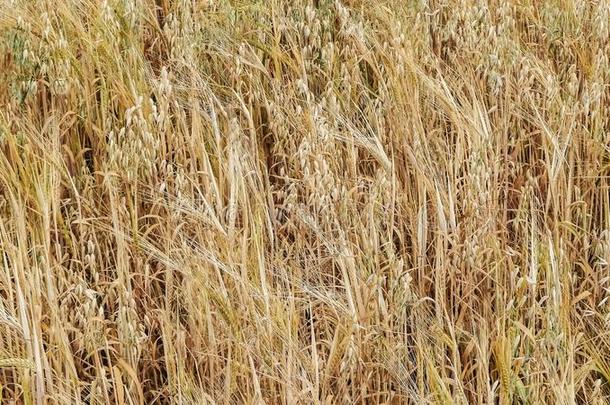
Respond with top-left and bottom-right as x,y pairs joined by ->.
0,0 -> 609,403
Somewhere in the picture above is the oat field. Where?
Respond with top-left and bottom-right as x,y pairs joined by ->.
0,0 -> 609,403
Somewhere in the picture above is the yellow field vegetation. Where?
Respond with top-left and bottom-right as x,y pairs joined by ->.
0,0 -> 609,403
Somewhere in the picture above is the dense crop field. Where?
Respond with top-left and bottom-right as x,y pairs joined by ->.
1,0 -> 609,403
